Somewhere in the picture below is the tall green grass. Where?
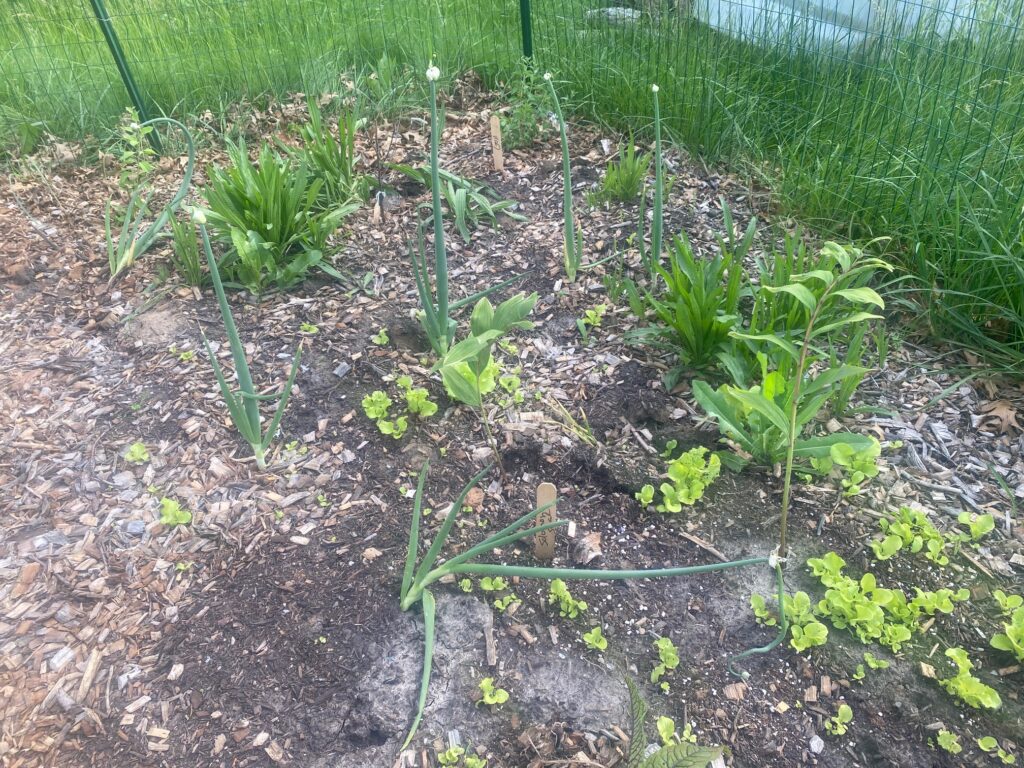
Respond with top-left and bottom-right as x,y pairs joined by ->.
2,0 -> 1022,364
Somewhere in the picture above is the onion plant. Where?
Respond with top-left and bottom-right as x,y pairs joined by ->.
194,209 -> 300,469
411,65 -> 526,358
543,72 -> 583,282
398,461 -> 787,747
105,117 -> 196,282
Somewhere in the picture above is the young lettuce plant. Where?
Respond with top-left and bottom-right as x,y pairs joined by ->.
194,210 -> 300,468
397,461 -> 787,747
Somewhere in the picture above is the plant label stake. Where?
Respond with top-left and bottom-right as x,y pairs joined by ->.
490,115 -> 504,171
533,482 -> 556,560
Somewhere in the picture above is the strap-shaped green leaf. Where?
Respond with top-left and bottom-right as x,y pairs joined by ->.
763,283 -> 818,312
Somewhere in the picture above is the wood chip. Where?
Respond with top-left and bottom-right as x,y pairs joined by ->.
724,682 -> 747,700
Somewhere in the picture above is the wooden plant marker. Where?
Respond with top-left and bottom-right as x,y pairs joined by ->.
489,115 -> 504,171
533,482 -> 557,560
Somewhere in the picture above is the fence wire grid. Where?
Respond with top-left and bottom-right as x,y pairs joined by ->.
2,0 -> 1023,245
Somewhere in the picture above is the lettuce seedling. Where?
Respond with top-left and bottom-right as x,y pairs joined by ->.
936,730 -> 961,754
159,498 -> 191,526
825,704 -> 852,736
939,647 -> 1002,709
478,677 -> 509,706
125,442 -> 150,464
549,579 -> 587,618
583,626 -> 607,651
990,607 -> 1024,662
650,636 -> 679,692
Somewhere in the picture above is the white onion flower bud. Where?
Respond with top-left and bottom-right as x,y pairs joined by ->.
426,65 -> 441,82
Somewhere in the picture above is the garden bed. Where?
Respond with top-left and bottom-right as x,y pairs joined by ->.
1,86 -> 1022,768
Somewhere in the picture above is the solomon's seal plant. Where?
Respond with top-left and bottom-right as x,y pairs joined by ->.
624,678 -> 724,767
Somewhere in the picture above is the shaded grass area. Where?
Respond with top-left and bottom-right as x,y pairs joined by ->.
2,0 -> 1023,366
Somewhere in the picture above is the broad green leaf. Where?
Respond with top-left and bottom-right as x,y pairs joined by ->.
833,286 -> 884,308
727,389 -> 790,436
637,742 -> 723,768
763,283 -> 817,311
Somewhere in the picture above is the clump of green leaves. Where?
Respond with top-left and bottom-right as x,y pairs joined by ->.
371,328 -> 389,345
392,164 -> 525,243
203,138 -> 357,296
112,108 -> 157,190
852,651 -> 890,681
990,606 -> 1024,662
106,118 -> 196,281
477,677 -> 509,706
811,438 -> 880,496
437,746 -> 464,766
750,591 -> 828,652
398,376 -> 438,418
978,737 -> 1017,764
590,137 -> 650,204
808,552 -> 968,652
576,304 -> 607,344
361,390 -> 407,439
278,99 -> 370,208
936,730 -> 961,754
994,590 -> 1023,616
583,626 -> 607,651
499,61 -> 556,150
655,446 -> 721,512
825,703 -> 853,736
955,511 -> 995,542
871,506 -> 950,564
168,215 -> 207,287
624,678 -> 723,767
650,636 -> 679,693
627,225 -> 750,374
939,647 -> 1001,709
124,442 -> 150,464
158,498 -> 191,526
549,579 -> 587,618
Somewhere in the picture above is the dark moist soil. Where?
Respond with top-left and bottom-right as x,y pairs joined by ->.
7,86 -> 1020,768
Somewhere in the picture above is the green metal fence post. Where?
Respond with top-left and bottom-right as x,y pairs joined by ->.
519,0 -> 533,58
87,0 -> 161,153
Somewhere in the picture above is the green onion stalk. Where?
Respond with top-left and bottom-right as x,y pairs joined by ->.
398,462 -> 789,747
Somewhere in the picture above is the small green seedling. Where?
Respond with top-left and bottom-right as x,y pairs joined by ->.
459,578 -> 473,593
583,626 -> 608,651
825,704 -> 852,736
990,606 -> 1024,662
362,391 -> 392,419
939,647 -> 1002,709
656,447 -> 720,513
464,756 -> 487,768
549,579 -> 587,618
576,304 -> 607,344
317,493 -> 330,508
656,716 -> 676,746
398,376 -> 439,418
159,498 -> 191,526
978,736 -> 1017,764
478,677 -> 509,706
371,328 -> 389,345
300,322 -> 319,334
651,636 -> 679,692
437,746 -> 464,765
936,730 -> 961,754
635,485 -> 655,506
956,511 -> 995,542
994,590 -> 1023,616
493,594 -> 520,612
480,576 -> 509,592
124,442 -> 150,464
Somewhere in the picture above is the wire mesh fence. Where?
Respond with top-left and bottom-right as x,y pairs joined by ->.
2,0 -> 1023,247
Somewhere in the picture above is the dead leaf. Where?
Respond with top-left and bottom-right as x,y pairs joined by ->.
361,547 -> 382,563
573,532 -> 602,565
979,400 -> 1020,434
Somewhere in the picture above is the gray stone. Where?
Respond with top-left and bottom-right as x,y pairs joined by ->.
124,520 -> 146,537
585,7 -> 641,25
809,734 -> 825,754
